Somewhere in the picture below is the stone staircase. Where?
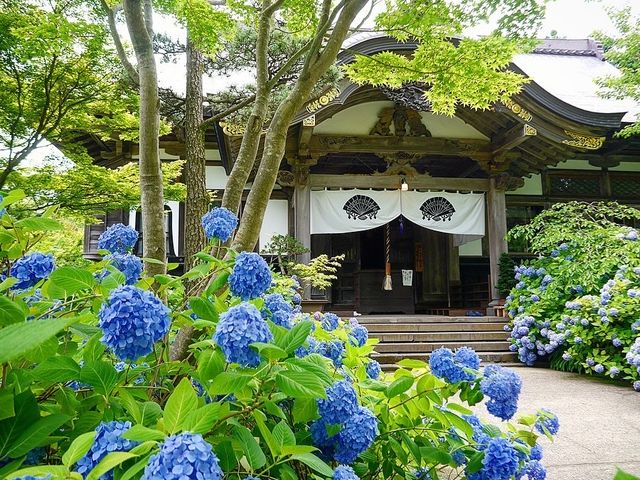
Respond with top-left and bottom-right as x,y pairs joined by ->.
357,315 -> 518,369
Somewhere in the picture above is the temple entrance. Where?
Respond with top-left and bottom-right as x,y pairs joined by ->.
311,217 -> 489,314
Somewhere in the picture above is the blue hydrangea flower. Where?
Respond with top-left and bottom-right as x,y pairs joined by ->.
228,252 -> 272,300
142,433 -> 222,480
413,467 -> 432,479
562,352 -> 572,361
322,313 -> 340,331
10,252 -> 55,290
295,337 -> 318,358
366,359 -> 381,379
292,293 -> 302,305
98,286 -> 170,361
310,419 -> 335,453
317,340 -> 344,367
535,409 -> 559,435
518,460 -> 546,480
334,465 -> 360,480
480,365 -> 522,421
105,253 -> 142,285
201,207 -> 238,242
463,414 -> 490,445
594,364 -> 605,374
262,293 -> 293,329
481,438 -> 519,480
11,477 -> 50,480
76,421 -> 138,479
349,324 -> 368,347
318,380 -> 359,425
98,224 -> 138,254
213,302 -> 272,367
334,406 -> 378,464
633,381 -> 640,392
429,347 -> 479,383
530,444 -> 543,461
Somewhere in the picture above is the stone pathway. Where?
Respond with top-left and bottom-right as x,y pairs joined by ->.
494,367 -> 640,479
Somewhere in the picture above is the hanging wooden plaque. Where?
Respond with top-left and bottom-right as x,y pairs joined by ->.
415,243 -> 424,272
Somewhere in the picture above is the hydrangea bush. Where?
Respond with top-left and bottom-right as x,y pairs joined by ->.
0,190 -> 558,480
505,202 -> 640,391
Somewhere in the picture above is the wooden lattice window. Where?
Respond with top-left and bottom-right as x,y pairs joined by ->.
610,174 -> 640,199
548,172 -> 602,197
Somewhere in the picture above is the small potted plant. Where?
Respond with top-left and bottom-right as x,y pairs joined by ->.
261,235 -> 344,312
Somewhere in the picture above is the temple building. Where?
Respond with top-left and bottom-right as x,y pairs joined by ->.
82,35 -> 640,315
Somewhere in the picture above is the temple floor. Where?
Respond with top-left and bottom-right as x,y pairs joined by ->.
477,367 -> 640,479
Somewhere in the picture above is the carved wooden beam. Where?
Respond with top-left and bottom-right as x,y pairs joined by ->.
309,174 -> 490,191
492,123 -> 537,158
298,115 -> 315,157
307,134 -> 492,161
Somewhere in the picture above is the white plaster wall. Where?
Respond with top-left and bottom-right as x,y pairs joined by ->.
259,199 -> 289,252
459,238 -> 483,256
166,201 -> 180,254
509,174 -> 543,196
206,166 -> 229,189
314,101 -> 488,140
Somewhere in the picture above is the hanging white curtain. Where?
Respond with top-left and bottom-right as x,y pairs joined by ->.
310,189 -> 401,234
310,189 -> 485,236
400,191 -> 485,236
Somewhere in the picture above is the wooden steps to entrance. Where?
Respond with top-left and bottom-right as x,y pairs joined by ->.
357,315 -> 517,368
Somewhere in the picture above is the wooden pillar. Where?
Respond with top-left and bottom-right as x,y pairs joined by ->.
293,167 -> 312,299
487,176 -> 508,304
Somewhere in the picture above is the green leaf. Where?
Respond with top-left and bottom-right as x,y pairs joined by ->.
0,189 -> 25,208
197,349 -> 225,384
233,425 -> 266,469
276,370 -> 327,399
214,440 -> 237,472
385,375 -> 414,398
32,356 -> 80,383
253,411 -> 279,458
190,297 -> 219,322
120,453 -> 152,480
280,445 -> 318,456
420,446 -> 453,465
273,421 -> 296,451
0,391 -> 14,422
122,425 -> 166,442
163,378 -> 199,434
614,470 -> 640,480
279,320 -> 313,353
7,413 -> 68,457
183,403 -> 223,435
62,431 -> 96,467
0,315 -> 79,364
14,217 -> 62,232
292,398 -> 317,424
47,267 -> 97,296
290,453 -> 333,476
205,271 -> 230,296
86,451 -> 138,480
252,342 -> 288,360
209,372 -> 252,395
118,389 -> 141,424
0,296 -> 26,326
140,402 -> 163,427
6,466 -> 69,479
80,360 -> 118,397
285,355 -> 333,386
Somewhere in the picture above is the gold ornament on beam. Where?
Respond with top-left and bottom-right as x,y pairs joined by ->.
501,98 -> 533,122
561,130 -> 606,150
305,87 -> 341,113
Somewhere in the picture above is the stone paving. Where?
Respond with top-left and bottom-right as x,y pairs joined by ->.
488,367 -> 640,480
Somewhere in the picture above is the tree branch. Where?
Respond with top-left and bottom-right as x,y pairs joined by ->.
100,0 -> 139,85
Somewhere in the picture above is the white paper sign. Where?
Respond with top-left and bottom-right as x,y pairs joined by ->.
402,269 -> 413,287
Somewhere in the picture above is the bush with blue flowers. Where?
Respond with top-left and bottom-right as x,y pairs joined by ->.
506,202 -> 640,390
0,190 -> 559,480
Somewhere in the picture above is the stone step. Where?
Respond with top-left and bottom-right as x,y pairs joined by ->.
373,351 -> 518,365
374,331 -> 510,343
366,322 -> 507,333
375,340 -> 510,353
356,315 -> 504,324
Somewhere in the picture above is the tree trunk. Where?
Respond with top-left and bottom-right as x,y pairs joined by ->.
183,37 -> 208,271
123,0 -> 166,276
220,2 -> 273,217
231,0 -> 368,252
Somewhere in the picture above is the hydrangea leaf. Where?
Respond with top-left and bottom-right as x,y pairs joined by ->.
121,425 -> 166,442
32,356 -> 81,384
140,402 -> 163,428
385,375 -> 414,399
0,295 -> 26,326
279,320 -> 313,354
272,420 -> 296,451
0,391 -> 14,422
47,267 -> 97,297
7,413 -> 69,457
275,370 -> 327,399
182,403 -> 224,435
197,349 -> 226,384
0,314 -> 80,364
62,431 -> 97,468
85,451 -> 138,480
5,465 -> 70,479
419,446 -> 453,465
120,453 -> 153,480
251,342 -> 288,360
163,378 -> 199,434
209,371 -> 253,395
14,217 -> 62,232
290,453 -> 333,477
190,297 -> 219,322
292,398 -> 317,424
79,361 -> 118,397
232,425 -> 267,469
